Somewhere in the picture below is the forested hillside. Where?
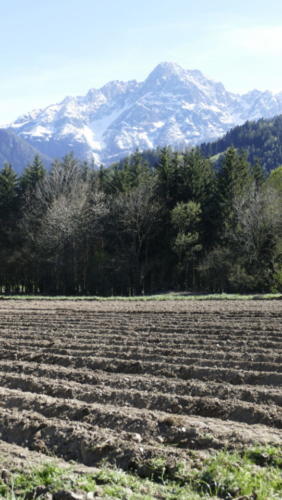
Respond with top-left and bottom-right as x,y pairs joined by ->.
200,115 -> 282,172
0,147 -> 281,295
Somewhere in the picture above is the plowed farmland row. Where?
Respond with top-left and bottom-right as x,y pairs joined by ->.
1,362 -> 281,405
0,299 -> 281,472
1,346 -> 282,372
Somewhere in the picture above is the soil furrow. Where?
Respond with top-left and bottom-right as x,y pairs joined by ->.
0,299 -> 280,472
0,375 -> 281,428
0,362 -> 281,405
1,348 -> 282,384
1,342 -> 282,365
1,346 -> 282,374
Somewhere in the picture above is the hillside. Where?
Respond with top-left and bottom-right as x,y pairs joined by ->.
200,115 -> 282,171
0,129 -> 50,173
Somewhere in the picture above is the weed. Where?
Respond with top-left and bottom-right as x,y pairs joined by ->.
192,449 -> 282,499
0,446 -> 281,499
245,446 -> 282,469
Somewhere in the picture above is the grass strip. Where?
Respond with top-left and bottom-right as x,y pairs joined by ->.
0,446 -> 281,499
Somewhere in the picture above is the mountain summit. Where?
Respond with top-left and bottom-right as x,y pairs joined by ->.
7,63 -> 282,166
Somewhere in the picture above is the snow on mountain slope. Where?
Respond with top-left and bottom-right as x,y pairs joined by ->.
7,62 -> 282,166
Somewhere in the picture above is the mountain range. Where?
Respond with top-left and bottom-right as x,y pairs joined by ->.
3,62 -> 282,169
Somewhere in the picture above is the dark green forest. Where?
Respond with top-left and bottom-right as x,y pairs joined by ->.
200,115 -> 282,172
0,147 -> 281,295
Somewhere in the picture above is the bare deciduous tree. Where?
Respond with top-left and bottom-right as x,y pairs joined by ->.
112,179 -> 161,293
22,157 -> 108,293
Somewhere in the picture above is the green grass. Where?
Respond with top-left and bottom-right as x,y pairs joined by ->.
210,152 -> 225,163
0,292 -> 281,301
0,446 -> 281,499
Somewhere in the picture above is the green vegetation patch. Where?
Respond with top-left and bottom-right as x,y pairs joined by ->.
0,446 -> 281,499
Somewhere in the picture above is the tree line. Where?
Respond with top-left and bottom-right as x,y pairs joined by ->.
0,147 -> 281,295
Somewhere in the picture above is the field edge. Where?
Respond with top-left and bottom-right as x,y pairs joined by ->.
0,292 -> 281,301
0,445 -> 281,500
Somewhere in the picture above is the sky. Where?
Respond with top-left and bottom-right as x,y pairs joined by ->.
1,0 -> 282,123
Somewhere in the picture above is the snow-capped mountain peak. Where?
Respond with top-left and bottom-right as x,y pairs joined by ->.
7,62 -> 282,166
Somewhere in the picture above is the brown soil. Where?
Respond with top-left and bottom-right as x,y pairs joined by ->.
0,299 -> 281,471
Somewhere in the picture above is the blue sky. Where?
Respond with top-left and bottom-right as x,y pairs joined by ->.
1,0 -> 282,122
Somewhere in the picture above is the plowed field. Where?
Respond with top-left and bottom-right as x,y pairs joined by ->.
0,299 -> 281,472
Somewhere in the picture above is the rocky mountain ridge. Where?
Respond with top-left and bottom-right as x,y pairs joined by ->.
6,62 -> 282,166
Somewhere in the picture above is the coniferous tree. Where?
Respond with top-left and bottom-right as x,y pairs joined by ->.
0,142 -> 279,295
20,155 -> 46,196
0,163 -> 19,291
